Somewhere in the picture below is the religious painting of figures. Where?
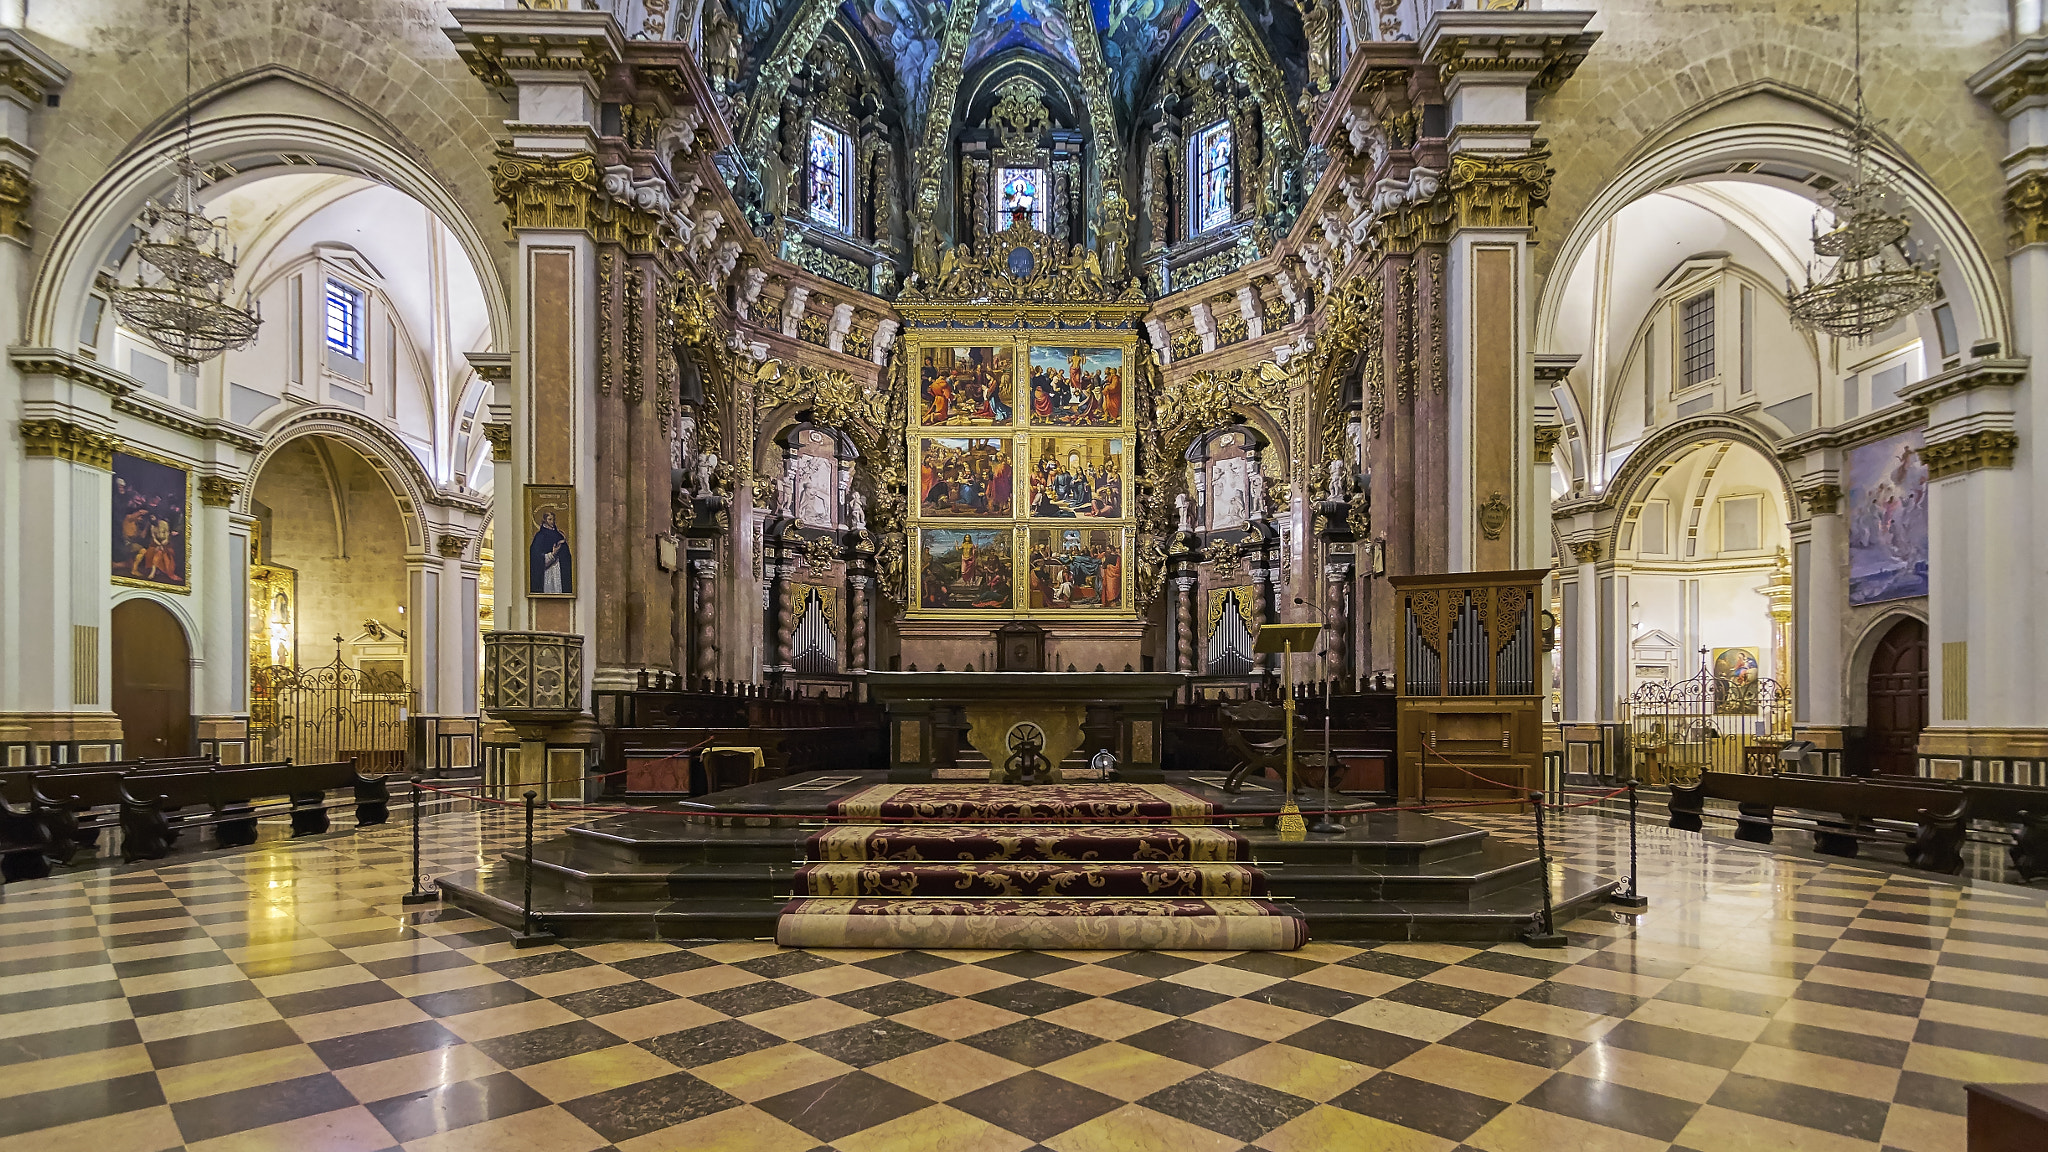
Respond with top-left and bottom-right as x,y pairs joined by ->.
917,528 -> 1014,611
1029,528 -> 1124,611
1847,430 -> 1929,605
525,485 -> 577,598
920,437 -> 1014,517
1029,436 -> 1124,518
112,451 -> 189,591
920,346 -> 1013,426
1029,347 -> 1123,427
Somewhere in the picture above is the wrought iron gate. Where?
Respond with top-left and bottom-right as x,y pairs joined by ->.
251,648 -> 414,772
1622,667 -> 1792,785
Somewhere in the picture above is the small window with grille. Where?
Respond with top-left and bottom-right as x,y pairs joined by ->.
1679,290 -> 1715,387
324,280 -> 362,361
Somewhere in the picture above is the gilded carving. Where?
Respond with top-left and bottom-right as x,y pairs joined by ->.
597,252 -> 614,397
482,422 -> 512,461
1799,482 -> 1843,516
1920,430 -> 2018,479
198,476 -> 241,508
20,419 -> 116,469
437,534 -> 469,558
0,161 -> 31,243
1568,538 -> 1602,564
1533,425 -> 1562,464
623,265 -> 645,403
902,218 -> 1142,305
2006,171 -> 2048,250
1447,149 -> 1554,232
1478,491 -> 1509,541
1428,251 -> 1446,394
1396,261 -> 1417,402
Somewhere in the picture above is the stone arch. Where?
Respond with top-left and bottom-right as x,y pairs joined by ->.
1845,606 -> 1931,729
1593,413 -> 1800,558
109,588 -> 201,664
27,75 -> 509,364
1536,101 -> 2009,356
244,412 -> 441,556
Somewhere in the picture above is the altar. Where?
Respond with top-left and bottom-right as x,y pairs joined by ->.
865,670 -> 1186,782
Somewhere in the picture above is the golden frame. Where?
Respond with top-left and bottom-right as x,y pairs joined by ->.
111,446 -> 195,594
903,326 -> 1140,621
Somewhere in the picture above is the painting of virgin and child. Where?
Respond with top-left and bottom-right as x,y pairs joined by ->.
920,437 -> 1012,516
1029,347 -> 1122,427
918,528 -> 1013,611
920,346 -> 1013,426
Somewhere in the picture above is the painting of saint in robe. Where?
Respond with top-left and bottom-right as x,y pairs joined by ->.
1028,347 -> 1122,428
525,486 -> 577,597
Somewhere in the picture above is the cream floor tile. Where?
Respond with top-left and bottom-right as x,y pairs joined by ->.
1041,1103 -> 1243,1152
436,998 -> 579,1042
156,1043 -> 330,1103
1880,1102 -> 1968,1152
1330,998 -> 1471,1042
867,1041 -> 1028,1101
515,964 -> 634,999
1038,997 -> 1174,1040
0,1103 -> 181,1152
1042,1041 -> 1201,1101
247,963 -> 379,998
1678,964 -> 1803,999
1291,942 -> 1365,964
1673,1103 -> 1880,1152
690,1043 -> 851,1102
381,964 -> 501,998
1377,943 -> 1483,965
645,963 -> 759,998
132,997 -> 282,1043
106,937 -> 219,963
1729,1042 -> 1899,1102
1917,995 -> 2048,1037
911,963 -> 1024,997
1790,964 -> 1928,999
1466,1103 -> 1668,1152
1625,998 -> 1770,1042
1828,938 -> 1945,965
1038,962 -> 1149,997
1902,1042 -> 2048,1084
1185,998 -> 1320,1041
400,1107 -> 608,1152
4,962 -> 118,994
336,938 -> 452,963
571,941 -> 676,963
1480,998 -> 1621,1043
1251,1104 -> 1456,1152
285,997 -> 432,1042
1938,938 -> 2042,963
1550,964 -> 1669,997
585,996 -> 727,1042
0,935 -> 104,963
742,997 -> 876,1040
181,1106 -> 394,1152
512,1043 -> 680,1102
1561,1043 -> 1728,1104
1387,1043 -> 1552,1103
0,1043 -> 154,1099
1292,963 -> 1410,997
1770,997 -> 1921,1042
616,1104 -> 822,1152
889,997 -> 1025,1039
1163,964 -> 1282,997
1924,964 -> 2048,999
689,940 -> 785,963
1421,965 -> 1540,998
219,938 -> 336,965
836,1103 -> 1037,1152
776,961 -> 890,997
1213,1042 -> 1372,1101
330,1043 -> 506,1103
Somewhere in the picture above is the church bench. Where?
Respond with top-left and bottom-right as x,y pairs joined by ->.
1842,775 -> 2048,881
1669,772 -> 1968,873
119,761 -> 389,862
0,793 -> 55,882
5,760 -> 292,864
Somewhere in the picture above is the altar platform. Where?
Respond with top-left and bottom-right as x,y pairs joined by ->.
436,770 -> 1615,947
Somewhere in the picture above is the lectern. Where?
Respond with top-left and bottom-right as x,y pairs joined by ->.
1253,622 -> 1322,840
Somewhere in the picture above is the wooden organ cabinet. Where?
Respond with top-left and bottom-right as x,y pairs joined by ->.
1390,571 -> 1547,812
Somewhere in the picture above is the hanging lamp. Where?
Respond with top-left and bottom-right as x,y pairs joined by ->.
1786,0 -> 1939,341
108,1 -> 261,366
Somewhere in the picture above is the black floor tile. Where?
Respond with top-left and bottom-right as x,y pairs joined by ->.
0,1072 -> 165,1139
1893,1071 -> 1971,1116
561,1072 -> 745,1142
1706,1071 -> 1889,1142
976,951 -> 1082,979
854,951 -> 960,978
1219,952 -> 1325,979
756,1071 -> 933,1142
1751,1019 -> 1909,1068
1913,1018 -> 2048,1066
638,1020 -> 789,1069
1458,951 -> 1570,980
733,951 -> 841,979
1281,1020 -> 1430,1068
366,1070 -> 553,1143
1096,951 -> 1202,979
1377,979 -> 1506,1018
961,1019 -> 1103,1067
410,980 -> 539,1018
127,979 -> 264,1018
269,980 -> 403,1019
948,1069 -> 1119,1142
1655,980 -> 1784,1017
1139,1071 -> 1313,1142
486,951 -> 597,979
359,951 -> 475,980
1330,1072 -> 1509,1142
1791,981 -> 1924,1017
830,981 -> 953,1018
170,1072 -> 357,1143
969,979 -> 1091,1017
610,949 -> 718,980
1105,980 -> 1230,1017
1442,1020 -> 1584,1069
800,1019 -> 948,1068
1337,951 -> 1444,979
1121,1019 -> 1268,1068
1245,979 -> 1365,1017
1595,1020 -> 1750,1070
553,980 -> 679,1019
311,1020 -> 465,1070
470,1020 -> 624,1069
690,979 -> 815,1018
1520,1072 -> 1699,1141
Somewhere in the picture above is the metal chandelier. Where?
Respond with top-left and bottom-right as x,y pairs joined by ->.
108,2 -> 261,367
1786,0 -> 1939,341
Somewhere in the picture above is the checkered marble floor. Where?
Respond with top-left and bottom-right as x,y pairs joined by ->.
2,806 -> 2045,1151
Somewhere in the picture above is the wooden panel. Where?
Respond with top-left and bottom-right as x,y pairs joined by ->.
530,249 -> 576,486
111,600 -> 191,759
1473,246 -> 1515,569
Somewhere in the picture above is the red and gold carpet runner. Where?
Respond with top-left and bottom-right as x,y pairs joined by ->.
778,784 -> 1307,951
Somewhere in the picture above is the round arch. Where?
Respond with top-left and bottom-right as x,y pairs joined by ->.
109,588 -> 201,659
1595,413 -> 1801,558
1845,606 -> 1931,729
1535,120 -> 2009,361
27,105 -> 510,365
244,412 -> 442,556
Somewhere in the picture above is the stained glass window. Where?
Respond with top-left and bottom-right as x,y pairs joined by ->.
997,167 -> 1045,232
1196,122 -> 1233,233
807,121 -> 848,230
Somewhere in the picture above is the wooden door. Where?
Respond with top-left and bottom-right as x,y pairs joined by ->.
1865,618 -> 1927,777
112,600 -> 191,760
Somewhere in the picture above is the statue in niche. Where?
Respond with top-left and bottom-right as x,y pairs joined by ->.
1175,492 -> 1195,535
785,430 -> 838,529
1327,457 -> 1348,499
774,470 -> 796,517
846,489 -> 867,534
693,451 -> 720,499
1248,469 -> 1269,522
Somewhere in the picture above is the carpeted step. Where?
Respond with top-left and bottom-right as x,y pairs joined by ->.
775,896 -> 1308,951
805,823 -> 1250,862
828,782 -> 1214,821
795,860 -> 1268,898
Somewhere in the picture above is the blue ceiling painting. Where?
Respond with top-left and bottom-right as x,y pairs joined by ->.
964,0 -> 1082,74
1100,0 -> 1198,116
843,0 -> 954,134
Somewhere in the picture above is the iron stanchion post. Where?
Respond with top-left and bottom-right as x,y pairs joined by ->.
1610,777 -> 1650,910
1520,789 -> 1568,948
401,775 -> 437,906
1310,674 -> 1343,834
512,789 -> 555,949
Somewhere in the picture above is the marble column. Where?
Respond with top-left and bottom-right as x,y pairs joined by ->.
690,557 -> 719,680
1175,569 -> 1200,674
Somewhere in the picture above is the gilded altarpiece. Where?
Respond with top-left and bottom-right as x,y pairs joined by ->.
895,220 -> 1151,623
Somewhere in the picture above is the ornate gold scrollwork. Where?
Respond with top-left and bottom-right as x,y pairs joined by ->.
19,418 -> 116,469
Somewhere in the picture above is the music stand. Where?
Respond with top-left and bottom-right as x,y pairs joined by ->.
1253,623 -> 1322,841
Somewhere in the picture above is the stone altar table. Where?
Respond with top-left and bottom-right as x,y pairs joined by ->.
864,671 -> 1188,782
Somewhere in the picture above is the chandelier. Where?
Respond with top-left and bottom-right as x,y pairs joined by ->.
1786,1 -> 1938,341
107,3 -> 260,366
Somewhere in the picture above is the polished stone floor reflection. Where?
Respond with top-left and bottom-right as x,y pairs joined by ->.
1,804 -> 2043,1151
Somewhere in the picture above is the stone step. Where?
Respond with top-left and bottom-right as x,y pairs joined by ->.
774,896 -> 1310,951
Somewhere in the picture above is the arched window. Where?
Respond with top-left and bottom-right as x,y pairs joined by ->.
996,167 -> 1046,232
1194,121 -> 1233,234
807,121 -> 852,232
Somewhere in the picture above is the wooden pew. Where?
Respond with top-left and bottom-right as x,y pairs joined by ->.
1669,772 -> 1968,873
1850,776 -> 2048,882
6,759 -> 291,864
119,761 -> 389,861
0,793 -> 54,882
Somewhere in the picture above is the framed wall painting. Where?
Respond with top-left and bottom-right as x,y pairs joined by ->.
915,527 -> 1015,612
918,436 -> 1014,517
1027,435 -> 1125,519
1028,527 -> 1125,611
1027,346 -> 1123,427
918,346 -> 1014,427
1846,429 -> 1929,606
112,449 -> 191,592
524,485 -> 577,598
